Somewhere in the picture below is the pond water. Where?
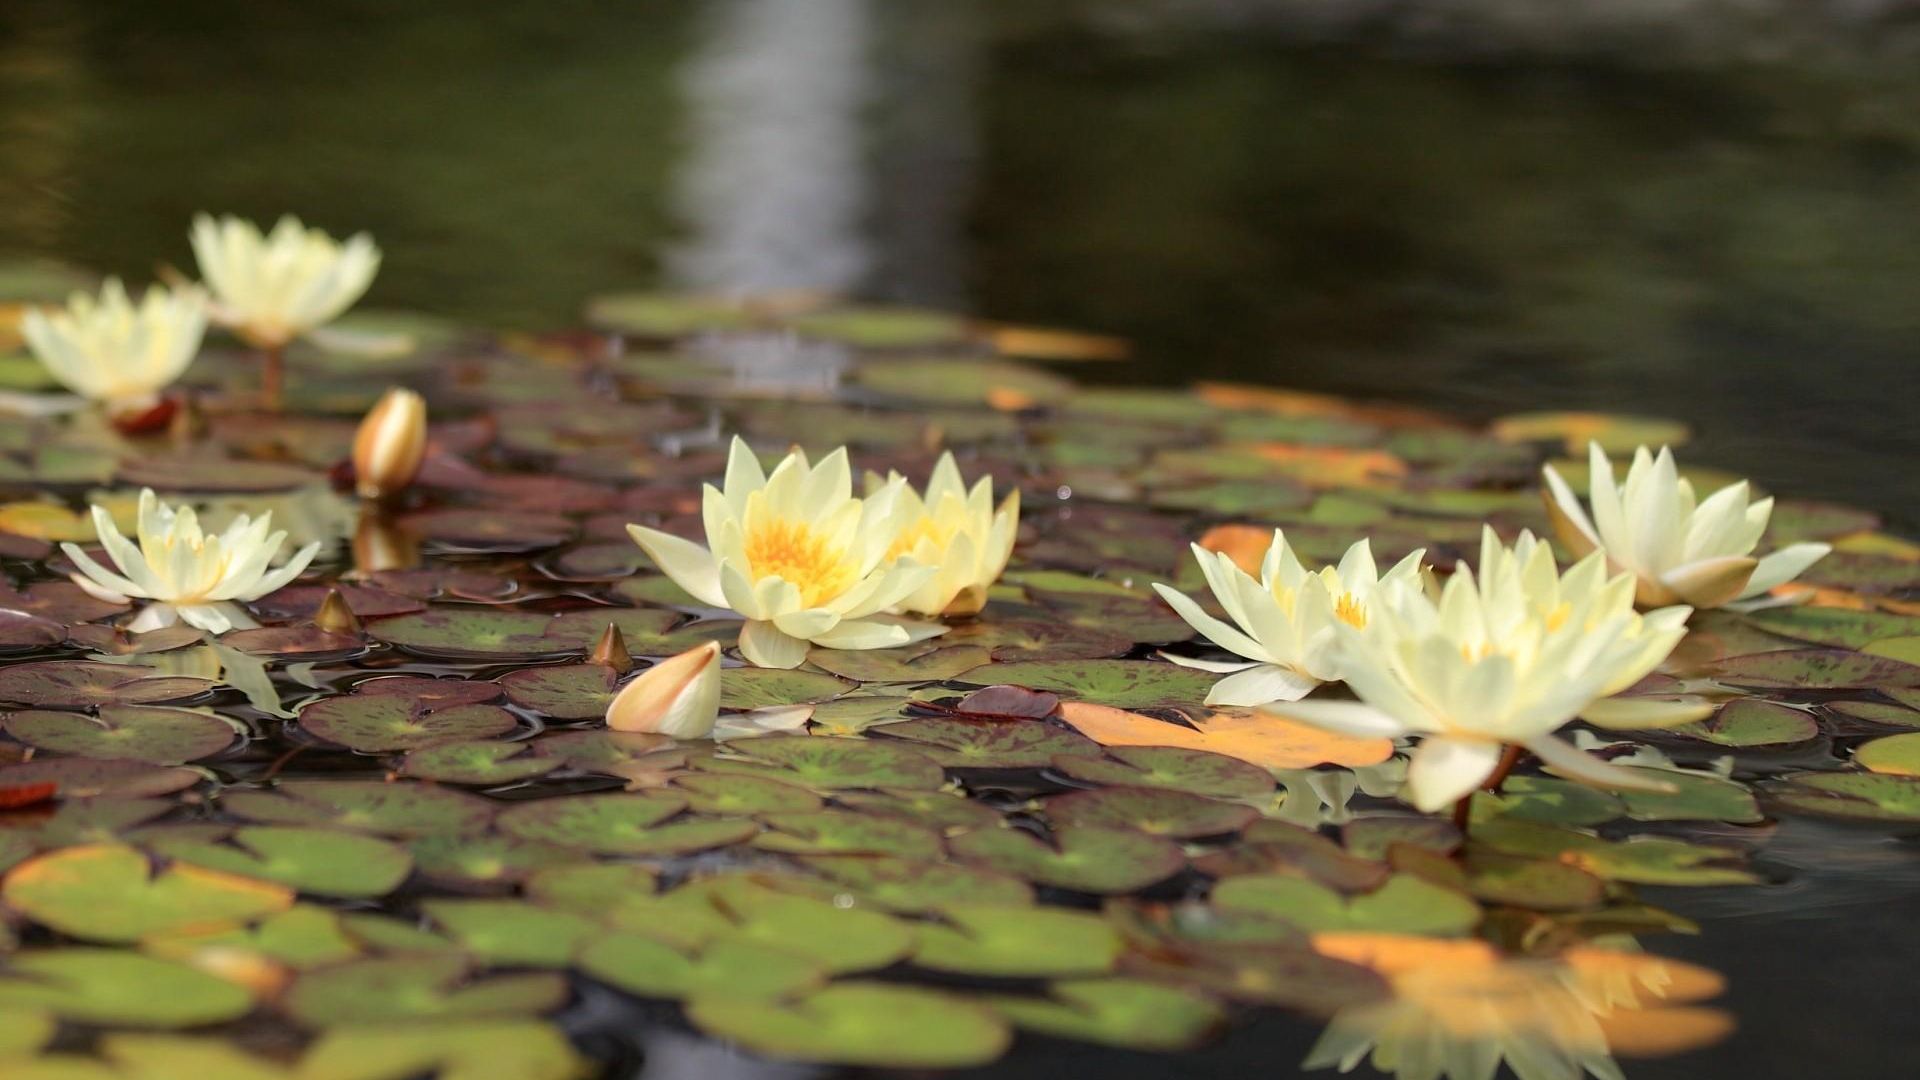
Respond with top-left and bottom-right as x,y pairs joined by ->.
0,3 -> 1918,1079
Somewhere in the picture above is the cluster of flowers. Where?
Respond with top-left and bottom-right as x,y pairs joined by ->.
21,215 -> 378,416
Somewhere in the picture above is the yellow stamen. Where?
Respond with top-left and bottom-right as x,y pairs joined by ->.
744,518 -> 855,608
1334,592 -> 1367,629
885,515 -> 954,562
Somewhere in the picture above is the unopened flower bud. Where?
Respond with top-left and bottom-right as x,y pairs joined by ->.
352,387 -> 427,501
606,641 -> 722,739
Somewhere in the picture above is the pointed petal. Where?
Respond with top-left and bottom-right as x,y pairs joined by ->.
737,619 -> 810,669
1403,736 -> 1503,813
626,525 -> 727,608
1524,733 -> 1676,794
1740,542 -> 1831,598
1579,695 -> 1716,731
1261,699 -> 1410,739
808,618 -> 914,651
1205,664 -> 1321,707
1657,555 -> 1757,609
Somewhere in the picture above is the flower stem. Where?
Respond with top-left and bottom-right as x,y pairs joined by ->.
261,342 -> 286,411
1486,743 -> 1526,794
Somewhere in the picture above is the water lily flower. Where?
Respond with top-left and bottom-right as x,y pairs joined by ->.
1542,442 -> 1830,610
1267,528 -> 1690,813
190,214 -> 381,349
626,437 -> 944,669
21,278 -> 207,415
352,387 -> 428,501
1152,533 -> 1425,707
606,641 -> 722,738
868,452 -> 1019,617
60,489 -> 321,634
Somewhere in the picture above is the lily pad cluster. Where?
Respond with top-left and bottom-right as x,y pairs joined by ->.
0,277 -> 1914,1077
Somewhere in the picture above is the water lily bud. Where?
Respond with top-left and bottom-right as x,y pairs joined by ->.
606,641 -> 722,738
350,509 -> 419,576
352,387 -> 427,501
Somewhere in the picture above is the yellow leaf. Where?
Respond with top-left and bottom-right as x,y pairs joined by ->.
1057,701 -> 1393,770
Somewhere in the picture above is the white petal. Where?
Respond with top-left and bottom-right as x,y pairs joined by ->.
1261,698 -> 1409,739
1404,736 -> 1502,813
1524,733 -> 1676,794
1740,542 -> 1831,598
626,525 -> 727,608
808,618 -> 913,651
1578,696 -> 1715,731
1205,664 -> 1321,707
737,619 -> 810,669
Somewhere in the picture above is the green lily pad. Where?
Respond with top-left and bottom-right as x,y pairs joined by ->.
987,978 -> 1226,1051
3,843 -> 292,942
0,949 -> 255,1027
410,834 -> 583,887
1050,746 -> 1276,800
353,676 -> 502,708
283,954 -> 569,1027
28,797 -> 173,845
1614,768 -> 1764,824
146,903 -> 364,970
148,826 -> 413,899
1856,732 -> 1920,775
697,734 -> 946,790
808,695 -> 915,735
3,707 -> 237,764
1743,607 -> 1920,650
876,716 -> 1101,768
800,855 -> 1033,913
494,793 -> 686,852
1338,815 -> 1462,861
1674,699 -> 1820,747
1213,873 -> 1480,935
496,664 -> 617,719
299,696 -> 518,752
1472,819 -> 1759,885
579,933 -> 825,1001
299,1020 -> 587,1080
401,740 -> 561,785
807,645 -> 995,683
524,863 -> 657,911
0,661 -> 212,708
754,810 -> 943,859
1712,649 -> 1920,689
0,1005 -> 52,1055
1828,699 -> 1920,729
719,667 -> 852,710
670,772 -> 821,814
1191,820 -> 1390,892
949,824 -> 1185,893
223,780 -> 495,837
530,729 -> 679,773
834,788 -> 1004,832
696,881 -> 916,974
1470,776 -> 1623,827
1763,771 -> 1920,823
423,899 -> 599,967
796,306 -> 970,349
686,982 -> 1012,1069
941,619 -> 1135,661
913,904 -> 1122,978
366,610 -> 574,660
1047,786 -> 1258,838
956,659 -> 1219,710
584,291 -> 760,335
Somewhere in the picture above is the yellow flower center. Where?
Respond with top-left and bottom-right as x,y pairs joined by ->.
886,515 -> 955,562
1333,592 -> 1367,629
1544,601 -> 1572,632
744,517 -> 855,607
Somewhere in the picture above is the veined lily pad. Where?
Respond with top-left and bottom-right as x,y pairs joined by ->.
1050,745 -> 1276,801
685,982 -> 1011,1069
807,644 -> 994,683
1743,607 -> 1920,650
223,780 -> 495,837
1473,819 -> 1759,885
671,772 -> 821,814
0,949 -> 255,1027
941,619 -> 1135,661
957,660 -> 1220,710
3,707 -> 238,763
530,730 -> 678,773
876,716 -> 1101,768
366,610 -> 574,660
299,696 -> 518,752
694,881 -> 916,974
835,788 -> 1004,832
495,793 -> 686,852
808,695 -> 914,735
580,933 -> 824,1001
1212,873 -> 1480,935
524,863 -> 657,911
422,899 -> 599,967
1471,776 -> 1623,827
149,826 -> 413,899
697,734 -> 945,790
719,667 -> 852,710
3,843 -> 293,942
1047,786 -> 1257,838
496,664 -> 616,719
754,810 -> 943,859
1763,771 -> 1920,823
801,855 -> 1034,913
284,954 -> 569,1027
0,661 -> 212,708
0,758 -> 200,798
1712,649 -> 1920,689
401,740 -> 560,785
354,676 -> 502,707
409,834 -> 583,887
914,904 -> 1122,977
987,979 -> 1226,1051
949,824 -> 1185,894
1675,699 -> 1820,747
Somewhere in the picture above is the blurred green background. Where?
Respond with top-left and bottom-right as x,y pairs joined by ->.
2,0 -> 1915,516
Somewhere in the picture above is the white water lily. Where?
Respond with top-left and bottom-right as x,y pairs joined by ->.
606,641 -> 722,738
21,278 -> 207,412
190,213 -> 380,349
626,437 -> 944,669
60,489 -> 321,634
1152,533 -> 1424,707
1543,442 -> 1829,610
1268,528 -> 1690,813
869,452 -> 1019,617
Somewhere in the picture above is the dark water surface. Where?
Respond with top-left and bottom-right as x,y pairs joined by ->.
3,3 -> 1919,1078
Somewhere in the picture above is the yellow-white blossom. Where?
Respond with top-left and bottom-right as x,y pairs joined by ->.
1543,442 -> 1829,610
626,437 -> 943,669
606,641 -> 722,738
869,452 -> 1018,617
1268,528 -> 1690,813
352,387 -> 428,501
1153,533 -> 1424,707
60,489 -> 321,634
190,213 -> 380,348
21,279 -> 206,411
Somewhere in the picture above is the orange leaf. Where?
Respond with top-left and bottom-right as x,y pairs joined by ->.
1197,524 -> 1273,575
1238,442 -> 1408,488
1057,701 -> 1393,770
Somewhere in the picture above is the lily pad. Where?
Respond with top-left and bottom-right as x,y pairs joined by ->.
401,740 -> 560,785
0,949 -> 255,1027
949,824 -> 1185,894
807,645 -> 995,683
145,903 -> 364,970
223,780 -> 495,837
754,810 -> 943,859
801,855 -> 1034,913
1213,873 -> 1480,935
1050,745 -> 1276,801
495,793 -> 686,852
670,772 -> 821,815
987,978 -> 1226,1051
580,933 -> 824,1001
3,843 -> 293,942
697,734 -> 946,790
149,826 -> 413,899
1047,786 -> 1258,838
914,905 -> 1122,977
283,954 -> 569,1027
685,982 -> 1012,1069
496,664 -> 617,719
0,758 -> 201,799
957,660 -> 1220,710
877,716 -> 1101,768
0,661 -> 211,708
1712,649 -> 1920,690
299,696 -> 518,752
409,834 -> 583,887
719,667 -> 852,710
1856,732 -> 1920,776
366,610 -> 573,660
299,1020 -> 587,1080
1472,819 -> 1759,885
3,707 -> 237,764
1675,699 -> 1820,747
524,862 -> 657,911
423,899 -> 599,967
1763,772 -> 1920,823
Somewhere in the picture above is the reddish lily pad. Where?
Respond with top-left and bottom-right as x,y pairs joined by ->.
354,676 -> 503,707
876,717 -> 1101,768
0,758 -> 200,798
1712,649 -> 1920,690
299,695 -> 518,752
497,663 -> 617,719
3,706 -> 238,764
0,661 -> 212,708
956,660 -> 1220,710
223,780 -> 496,837
949,824 -> 1185,894
1050,746 -> 1276,801
696,734 -> 946,791
1046,786 -> 1258,838
754,810 -> 944,859
800,855 -> 1034,913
